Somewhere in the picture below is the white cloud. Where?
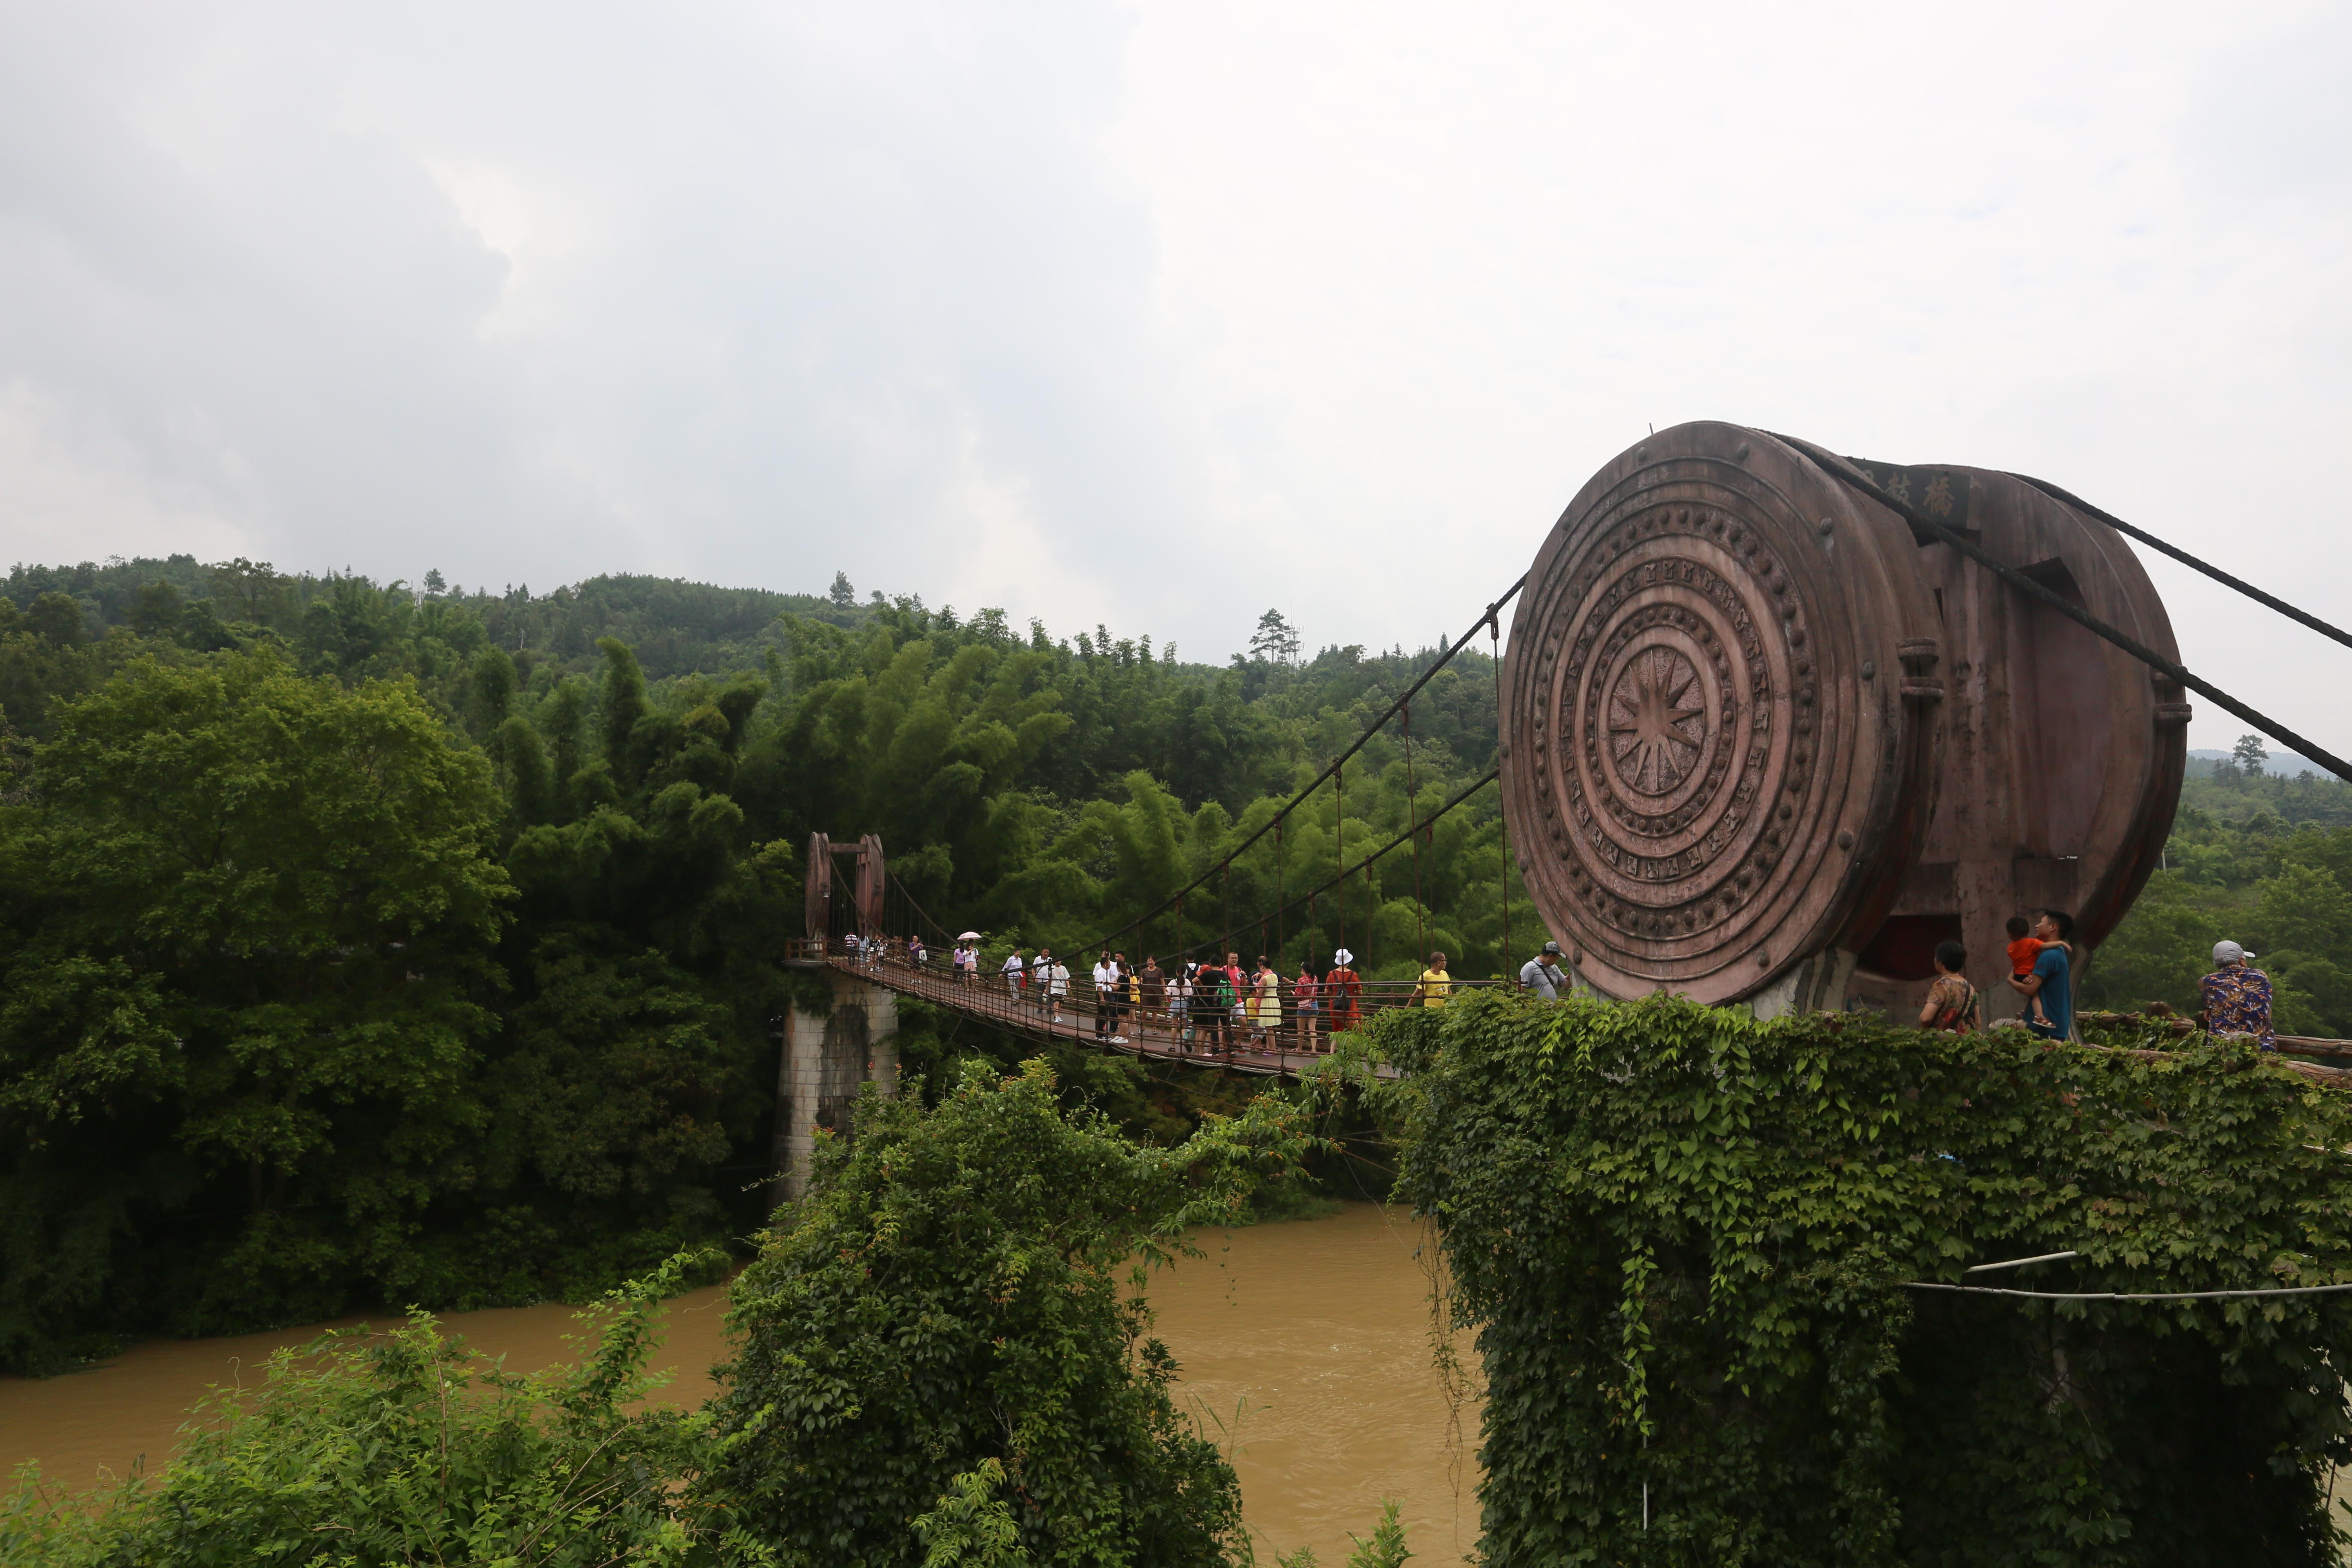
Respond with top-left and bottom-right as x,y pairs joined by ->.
0,0 -> 2344,755
0,377 -> 253,563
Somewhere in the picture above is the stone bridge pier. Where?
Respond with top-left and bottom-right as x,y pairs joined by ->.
771,967 -> 899,1207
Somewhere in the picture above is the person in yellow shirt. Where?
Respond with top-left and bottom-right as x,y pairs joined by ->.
1417,951 -> 1452,1009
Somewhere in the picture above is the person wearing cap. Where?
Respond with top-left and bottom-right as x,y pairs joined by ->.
2198,940 -> 2275,1048
1519,942 -> 1568,1000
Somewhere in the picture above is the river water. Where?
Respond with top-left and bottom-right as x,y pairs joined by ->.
0,1202 -> 1479,1563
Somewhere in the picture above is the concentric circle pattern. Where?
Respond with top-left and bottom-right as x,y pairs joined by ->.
1500,425 -> 1925,1002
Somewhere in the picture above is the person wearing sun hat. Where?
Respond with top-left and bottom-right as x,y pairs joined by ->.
1326,948 -> 1363,1033
2198,940 -> 2275,1047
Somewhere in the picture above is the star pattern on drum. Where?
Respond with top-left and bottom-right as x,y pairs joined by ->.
1609,646 -> 1706,795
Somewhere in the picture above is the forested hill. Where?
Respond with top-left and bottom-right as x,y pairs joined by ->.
3,554 -> 857,684
0,552 -> 1506,1370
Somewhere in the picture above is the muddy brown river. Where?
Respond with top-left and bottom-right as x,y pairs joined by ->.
0,1202 -> 1479,1563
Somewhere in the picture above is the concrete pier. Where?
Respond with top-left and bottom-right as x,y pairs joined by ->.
771,968 -> 900,1208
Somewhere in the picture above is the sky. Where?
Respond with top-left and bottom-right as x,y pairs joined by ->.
0,0 -> 2346,758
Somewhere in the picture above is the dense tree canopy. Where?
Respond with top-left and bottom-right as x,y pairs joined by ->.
0,558 -> 1509,1368
0,653 -> 512,1359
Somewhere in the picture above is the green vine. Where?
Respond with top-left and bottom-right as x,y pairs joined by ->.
1351,991 -> 2352,1566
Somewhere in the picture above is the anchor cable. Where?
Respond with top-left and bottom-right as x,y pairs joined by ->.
2005,471 -> 2352,657
1768,432 -> 2352,785
1069,577 -> 1528,958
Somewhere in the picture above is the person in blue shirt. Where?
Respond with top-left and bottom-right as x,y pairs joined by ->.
2007,909 -> 2075,1041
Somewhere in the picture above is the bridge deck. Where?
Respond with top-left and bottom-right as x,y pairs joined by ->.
807,951 -> 1446,1080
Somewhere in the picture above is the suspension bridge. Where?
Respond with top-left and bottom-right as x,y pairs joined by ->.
768,422 -> 2352,1199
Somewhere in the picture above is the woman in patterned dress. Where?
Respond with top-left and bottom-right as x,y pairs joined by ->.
1918,940 -> 1980,1033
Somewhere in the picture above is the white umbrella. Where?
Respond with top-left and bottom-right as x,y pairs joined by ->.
958,930 -> 982,941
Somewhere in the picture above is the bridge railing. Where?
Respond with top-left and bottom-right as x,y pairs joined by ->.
805,935 -> 1504,1073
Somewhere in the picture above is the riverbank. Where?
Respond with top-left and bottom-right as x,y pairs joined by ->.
2,1202 -> 1477,1564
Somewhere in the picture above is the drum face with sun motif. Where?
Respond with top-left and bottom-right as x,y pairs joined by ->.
1500,422 -> 1946,1003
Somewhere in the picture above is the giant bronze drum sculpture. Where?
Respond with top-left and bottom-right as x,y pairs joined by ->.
1499,421 -> 2187,1018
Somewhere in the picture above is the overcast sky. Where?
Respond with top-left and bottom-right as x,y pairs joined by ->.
1,1 -> 2346,757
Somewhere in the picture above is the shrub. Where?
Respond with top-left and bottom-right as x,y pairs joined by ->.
0,1254 -> 758,1566
1363,990 -> 2352,1566
702,1059 -> 1308,1566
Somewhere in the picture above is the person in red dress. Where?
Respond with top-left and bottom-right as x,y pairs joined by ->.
1325,947 -> 1363,1034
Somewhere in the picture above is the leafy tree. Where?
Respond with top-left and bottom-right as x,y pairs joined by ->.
703,1058 -> 1308,1565
203,556 -> 295,627
126,581 -> 182,639
830,570 -> 857,608
2235,732 -> 2271,773
1248,608 -> 1302,666
25,594 -> 85,649
0,650 -> 512,1356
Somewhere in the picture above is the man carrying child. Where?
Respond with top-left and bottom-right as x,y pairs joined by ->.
2006,909 -> 2076,1042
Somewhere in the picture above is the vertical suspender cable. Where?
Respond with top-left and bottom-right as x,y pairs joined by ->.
1276,816 -> 1285,972
1492,613 -> 1509,975
1405,701 -> 1425,967
1334,764 -> 1346,960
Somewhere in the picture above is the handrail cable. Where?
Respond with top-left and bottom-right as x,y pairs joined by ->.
1150,767 -> 1500,969
1069,576 -> 1529,957
1766,432 -> 2352,785
2005,472 -> 2352,656
1901,1280 -> 2352,1303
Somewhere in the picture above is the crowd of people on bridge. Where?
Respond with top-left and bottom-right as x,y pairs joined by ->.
839,905 -> 2281,1054
958,946 -> 1383,1055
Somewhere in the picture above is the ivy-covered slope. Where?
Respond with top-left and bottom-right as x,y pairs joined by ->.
1364,993 -> 2352,1567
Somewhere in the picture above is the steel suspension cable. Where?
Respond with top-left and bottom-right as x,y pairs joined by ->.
1069,576 -> 1528,958
1768,432 -> 2352,785
2005,472 -> 2352,656
1156,768 -> 1500,969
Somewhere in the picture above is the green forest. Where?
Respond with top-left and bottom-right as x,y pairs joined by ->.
0,555 -> 1514,1373
2082,751 -> 2352,1036
3,553 -> 2349,1377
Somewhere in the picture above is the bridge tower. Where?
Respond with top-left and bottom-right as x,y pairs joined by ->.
773,833 -> 900,1206
1499,422 -> 2185,1019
